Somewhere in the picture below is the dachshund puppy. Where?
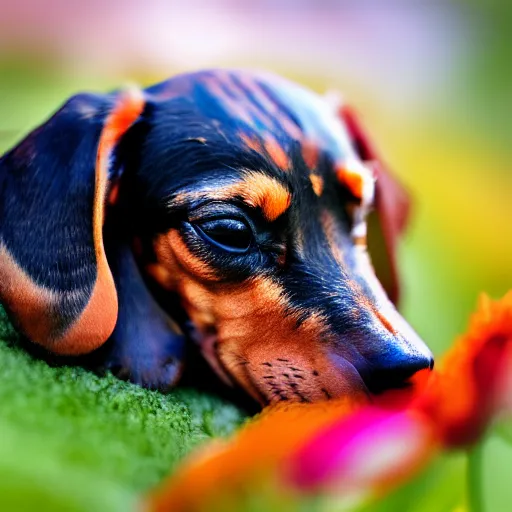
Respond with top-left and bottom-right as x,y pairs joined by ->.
0,70 -> 433,405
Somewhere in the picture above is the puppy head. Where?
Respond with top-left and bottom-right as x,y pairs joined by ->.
0,70 -> 433,404
126,71 -> 433,403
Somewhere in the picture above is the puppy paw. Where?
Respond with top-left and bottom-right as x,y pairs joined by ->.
103,353 -> 184,392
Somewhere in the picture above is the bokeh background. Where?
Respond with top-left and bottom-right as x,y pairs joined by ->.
0,0 -> 511,510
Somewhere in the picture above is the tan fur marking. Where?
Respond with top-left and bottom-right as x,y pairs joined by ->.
374,308 -> 398,335
309,174 -> 324,196
173,172 -> 291,222
108,182 -> 120,205
56,260 -> 118,354
336,164 -> 364,199
352,234 -> 367,246
154,230 -> 221,284
240,133 -> 263,153
96,88 -> 145,236
234,172 -> 291,221
263,136 -> 290,171
320,210 -> 346,266
301,139 -> 320,169
0,245 -> 61,345
0,245 -> 116,355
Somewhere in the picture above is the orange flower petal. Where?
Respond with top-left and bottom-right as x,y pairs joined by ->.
148,397 -> 365,512
415,292 -> 512,447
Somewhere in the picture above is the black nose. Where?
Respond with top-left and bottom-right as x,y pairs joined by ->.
362,352 -> 434,394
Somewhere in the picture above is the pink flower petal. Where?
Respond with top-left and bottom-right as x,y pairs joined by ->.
285,408 -> 437,497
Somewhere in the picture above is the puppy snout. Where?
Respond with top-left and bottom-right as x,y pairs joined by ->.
352,302 -> 434,394
362,348 -> 434,394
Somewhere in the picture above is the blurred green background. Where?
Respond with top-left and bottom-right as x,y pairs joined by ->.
0,0 -> 510,510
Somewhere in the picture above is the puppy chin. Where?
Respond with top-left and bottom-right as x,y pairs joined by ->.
220,347 -> 369,406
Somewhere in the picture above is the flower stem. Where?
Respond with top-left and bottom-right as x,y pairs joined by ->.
467,442 -> 485,512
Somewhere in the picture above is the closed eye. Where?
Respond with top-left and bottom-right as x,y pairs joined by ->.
194,217 -> 253,253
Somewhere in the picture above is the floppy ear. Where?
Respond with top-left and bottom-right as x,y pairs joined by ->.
0,89 -> 145,355
338,105 -> 411,306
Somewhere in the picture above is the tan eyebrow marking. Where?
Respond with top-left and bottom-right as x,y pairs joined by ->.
173,171 -> 291,222
335,160 -> 374,205
235,171 -> 291,220
335,160 -> 375,245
